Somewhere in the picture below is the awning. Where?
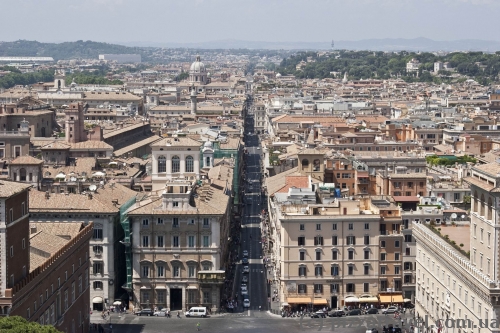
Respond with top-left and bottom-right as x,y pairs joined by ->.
92,296 -> 103,303
287,297 -> 312,304
313,298 -> 328,305
379,294 -> 404,303
359,297 -> 379,303
345,296 -> 359,303
392,196 -> 420,202
404,298 -> 411,303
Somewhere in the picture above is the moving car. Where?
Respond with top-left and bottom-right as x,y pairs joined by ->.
366,329 -> 379,333
241,285 -> 248,295
153,310 -> 167,317
257,147 -> 260,150
328,309 -> 345,317
382,306 -> 398,314
242,258 -> 249,265
366,308 -> 379,314
135,309 -> 153,316
346,309 -> 362,316
242,250 -> 249,257
310,310 -> 327,318
185,307 -> 207,318
243,265 -> 249,273
242,275 -> 249,283
243,299 -> 250,308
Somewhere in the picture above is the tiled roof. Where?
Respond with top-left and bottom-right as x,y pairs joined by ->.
265,167 -> 302,196
473,163 -> 500,177
70,141 -> 113,150
0,181 -> 31,198
40,142 -> 71,150
151,136 -> 202,148
277,176 -> 310,193
10,155 -> 43,165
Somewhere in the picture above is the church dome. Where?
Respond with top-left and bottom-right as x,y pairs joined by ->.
190,55 -> 206,73
204,140 -> 213,148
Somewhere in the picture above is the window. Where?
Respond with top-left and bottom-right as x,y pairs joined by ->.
300,224 -> 305,230
299,266 -> 306,277
348,223 -> 353,230
186,156 -> 194,172
364,265 -> 369,275
331,284 -> 339,293
364,223 -> 369,230
314,284 -> 323,293
142,219 -> 149,227
315,266 -> 323,276
203,291 -> 211,304
78,275 -> 82,294
9,208 -> 13,223
348,250 -> 354,260
172,236 -> 179,247
10,246 -> 13,257
188,235 -> 195,248
364,235 -> 369,245
364,250 -> 370,259
298,284 -> 307,294
298,237 -> 305,246
157,235 -> 164,247
395,240 -> 400,248
93,262 -> 103,274
346,283 -> 355,293
316,223 -> 321,231
332,236 -> 338,245
363,283 -> 369,293
71,282 -> 75,303
300,251 -> 305,261
332,223 -> 337,230
93,245 -> 103,254
348,265 -> 354,275
173,218 -> 179,227
381,253 -> 386,261
22,202 -> 26,216
93,281 -> 103,290
173,202 -> 179,207
157,218 -> 164,224
188,266 -> 195,278
173,266 -> 180,277
93,228 -> 103,240
314,236 -> 323,246
395,253 -> 400,260
142,266 -> 149,278
171,156 -> 180,173
332,250 -> 338,260
203,235 -> 210,247
316,251 -> 321,260
157,265 -> 164,277
395,266 -> 400,274
142,236 -> 149,247
346,236 -> 355,245
331,265 -> 339,276
381,266 -> 386,275
141,291 -> 150,304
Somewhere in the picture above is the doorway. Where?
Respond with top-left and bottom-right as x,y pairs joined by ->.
170,288 -> 183,311
331,296 -> 338,309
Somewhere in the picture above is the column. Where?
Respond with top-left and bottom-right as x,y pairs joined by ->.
166,286 -> 171,310
166,153 -> 172,180
182,285 -> 187,312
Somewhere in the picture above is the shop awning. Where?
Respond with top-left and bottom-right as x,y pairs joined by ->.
92,296 -> 103,303
344,296 -> 359,303
359,297 -> 379,303
287,297 -> 312,304
379,294 -> 404,303
313,298 -> 328,305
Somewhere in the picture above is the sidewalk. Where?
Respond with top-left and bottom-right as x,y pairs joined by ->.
90,311 -> 127,332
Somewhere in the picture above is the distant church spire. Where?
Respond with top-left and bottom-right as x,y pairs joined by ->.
342,72 -> 348,84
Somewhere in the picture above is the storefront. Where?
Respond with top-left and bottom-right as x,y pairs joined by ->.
378,293 -> 404,305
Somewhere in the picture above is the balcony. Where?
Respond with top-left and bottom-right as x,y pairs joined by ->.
198,270 -> 225,285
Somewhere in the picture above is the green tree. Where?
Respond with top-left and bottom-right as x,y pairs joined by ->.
0,316 -> 62,333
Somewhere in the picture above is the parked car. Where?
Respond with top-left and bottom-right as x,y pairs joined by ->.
185,307 -> 208,318
135,309 -> 153,316
366,308 -> 379,314
382,306 -> 398,314
346,309 -> 362,316
328,310 -> 345,317
243,265 -> 249,273
243,250 -> 249,257
366,329 -> 379,333
310,310 -> 327,318
242,275 -> 249,283
153,310 -> 167,317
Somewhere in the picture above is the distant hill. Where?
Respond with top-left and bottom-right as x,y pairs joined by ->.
123,37 -> 500,52
0,40 -> 151,61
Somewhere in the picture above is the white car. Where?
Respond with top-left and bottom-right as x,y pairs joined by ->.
241,285 -> 248,295
382,306 -> 399,314
243,299 -> 250,308
242,250 -> 249,257
153,310 -> 167,317
243,265 -> 249,273
257,147 -> 260,150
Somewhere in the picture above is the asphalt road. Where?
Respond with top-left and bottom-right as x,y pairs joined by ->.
96,311 -> 411,333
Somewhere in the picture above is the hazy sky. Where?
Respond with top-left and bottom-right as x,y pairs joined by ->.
2,0 -> 500,44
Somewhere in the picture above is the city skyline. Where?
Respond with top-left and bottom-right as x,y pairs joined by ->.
2,0 -> 500,44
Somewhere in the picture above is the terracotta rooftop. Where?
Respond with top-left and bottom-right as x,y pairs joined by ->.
0,180 -> 31,198
277,176 -> 310,193
10,155 -> 43,165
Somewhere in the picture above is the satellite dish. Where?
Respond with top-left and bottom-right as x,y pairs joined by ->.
89,185 -> 97,192
451,213 -> 457,219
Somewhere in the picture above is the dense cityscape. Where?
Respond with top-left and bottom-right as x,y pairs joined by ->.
2,2 -> 500,333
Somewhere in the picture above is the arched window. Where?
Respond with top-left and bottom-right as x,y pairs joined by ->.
172,156 -> 180,173
301,159 -> 309,169
206,156 -> 211,167
19,168 -> 26,181
186,156 -> 194,172
157,156 -> 166,173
